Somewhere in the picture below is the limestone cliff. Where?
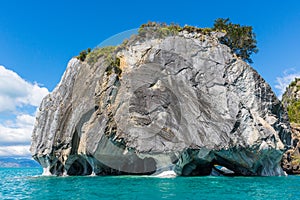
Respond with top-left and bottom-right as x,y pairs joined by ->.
30,26 -> 291,176
281,78 -> 300,174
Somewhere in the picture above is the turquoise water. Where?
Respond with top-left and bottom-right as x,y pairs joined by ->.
0,168 -> 299,200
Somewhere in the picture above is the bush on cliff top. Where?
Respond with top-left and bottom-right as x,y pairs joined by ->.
138,21 -> 212,37
138,19 -> 258,63
213,18 -> 258,63
287,100 -> 300,123
77,48 -> 91,61
85,46 -> 116,65
77,19 -> 258,64
282,78 -> 300,124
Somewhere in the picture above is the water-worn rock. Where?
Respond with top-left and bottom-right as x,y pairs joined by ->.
30,30 -> 291,176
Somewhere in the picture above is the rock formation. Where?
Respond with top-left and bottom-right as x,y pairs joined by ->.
30,25 -> 291,176
281,78 -> 300,174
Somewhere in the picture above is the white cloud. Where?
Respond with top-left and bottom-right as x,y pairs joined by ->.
16,114 -> 36,127
0,145 -> 31,157
0,65 -> 49,157
0,114 -> 35,145
275,68 -> 300,99
0,65 -> 49,113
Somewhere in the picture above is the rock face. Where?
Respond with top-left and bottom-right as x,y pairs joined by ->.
282,124 -> 300,174
281,78 -> 300,174
30,29 -> 291,176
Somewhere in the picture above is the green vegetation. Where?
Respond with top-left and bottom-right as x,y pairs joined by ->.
213,18 -> 258,63
87,46 -> 122,76
138,21 -> 213,37
287,100 -> 300,123
76,46 -> 122,76
105,57 -> 121,76
77,48 -> 91,61
85,46 -> 116,65
290,78 -> 300,87
138,22 -> 182,37
138,19 -> 258,63
282,78 -> 300,123
78,19 -> 258,65
77,19 -> 258,76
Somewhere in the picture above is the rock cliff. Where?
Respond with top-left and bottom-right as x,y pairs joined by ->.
281,78 -> 300,174
30,26 -> 291,176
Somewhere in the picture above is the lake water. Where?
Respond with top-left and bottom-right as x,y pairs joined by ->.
0,168 -> 299,200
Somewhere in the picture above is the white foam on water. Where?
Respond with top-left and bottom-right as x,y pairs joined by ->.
89,172 -> 96,176
153,170 -> 177,178
42,167 -> 52,176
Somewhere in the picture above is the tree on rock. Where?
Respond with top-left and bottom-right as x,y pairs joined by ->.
213,18 -> 258,63
77,48 -> 91,62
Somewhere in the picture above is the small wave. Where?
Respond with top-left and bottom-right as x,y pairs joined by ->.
153,170 -> 177,178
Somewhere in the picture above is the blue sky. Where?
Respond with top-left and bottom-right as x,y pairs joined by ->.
0,0 -> 300,157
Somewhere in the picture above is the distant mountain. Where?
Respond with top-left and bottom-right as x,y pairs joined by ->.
0,157 -> 40,168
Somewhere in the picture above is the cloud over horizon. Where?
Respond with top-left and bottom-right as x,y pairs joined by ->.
0,65 -> 49,157
0,66 -> 49,113
275,68 -> 300,99
0,145 -> 31,157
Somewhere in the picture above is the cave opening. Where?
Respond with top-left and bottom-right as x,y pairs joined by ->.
67,158 -> 93,176
181,161 -> 213,176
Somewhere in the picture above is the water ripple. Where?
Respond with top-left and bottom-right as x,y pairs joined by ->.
0,168 -> 299,200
